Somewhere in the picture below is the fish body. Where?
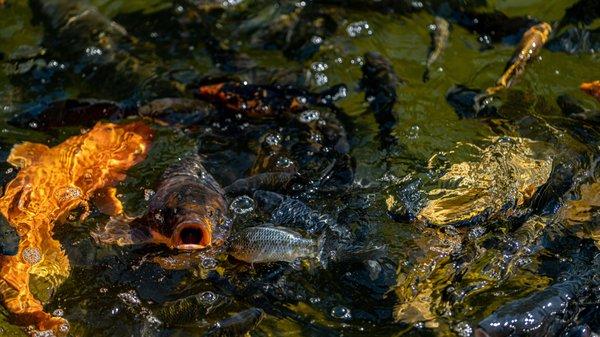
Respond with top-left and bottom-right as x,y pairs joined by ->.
487,22 -> 552,95
0,122 -> 152,334
360,52 -> 400,146
580,80 -> 600,102
156,291 -> 226,326
205,308 -> 265,337
140,154 -> 229,250
197,82 -> 346,118
476,279 -> 583,337
253,190 -> 332,234
423,17 -> 449,82
229,226 -> 318,263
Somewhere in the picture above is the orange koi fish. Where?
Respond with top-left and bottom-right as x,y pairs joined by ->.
0,122 -> 152,335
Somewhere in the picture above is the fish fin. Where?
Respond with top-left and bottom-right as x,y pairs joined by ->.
91,214 -> 152,246
92,187 -> 124,216
7,142 -> 50,168
318,229 -> 387,269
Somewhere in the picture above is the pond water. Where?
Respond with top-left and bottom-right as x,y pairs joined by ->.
0,0 -> 599,336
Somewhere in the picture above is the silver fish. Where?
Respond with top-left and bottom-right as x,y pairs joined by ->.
156,291 -> 226,326
423,16 -> 450,82
205,308 -> 265,337
229,226 -> 320,264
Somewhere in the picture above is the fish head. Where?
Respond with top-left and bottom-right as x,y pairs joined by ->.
533,22 -> 552,43
164,200 -> 227,250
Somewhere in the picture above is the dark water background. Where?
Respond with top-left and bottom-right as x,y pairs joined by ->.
1,0 -> 599,336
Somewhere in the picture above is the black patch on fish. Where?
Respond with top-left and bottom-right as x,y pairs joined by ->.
9,99 -> 130,130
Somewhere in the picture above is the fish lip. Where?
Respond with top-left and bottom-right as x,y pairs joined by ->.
172,222 -> 211,250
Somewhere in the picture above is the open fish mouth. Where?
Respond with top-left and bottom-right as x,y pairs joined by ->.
172,222 -> 211,249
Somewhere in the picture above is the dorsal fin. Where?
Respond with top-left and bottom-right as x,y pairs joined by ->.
7,142 -> 50,168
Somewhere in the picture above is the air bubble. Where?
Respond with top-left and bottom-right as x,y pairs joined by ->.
198,291 -> 217,304
330,305 -> 352,320
264,133 -> 282,146
143,189 -> 155,201
276,157 -> 294,168
84,46 -> 103,56
52,309 -> 64,317
58,323 -> 70,333
22,247 -> 42,265
299,110 -> 320,123
346,21 -> 373,37
201,257 -> 218,269
230,195 -> 255,215
314,73 -> 328,86
311,62 -> 328,72
311,36 -> 323,44
453,321 -> 473,337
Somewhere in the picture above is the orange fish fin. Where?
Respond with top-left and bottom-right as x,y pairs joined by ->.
92,187 -> 124,216
7,142 -> 50,169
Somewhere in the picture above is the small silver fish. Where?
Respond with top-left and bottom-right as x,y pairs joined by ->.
205,308 -> 265,337
423,16 -> 450,82
229,226 -> 320,264
156,291 -> 226,326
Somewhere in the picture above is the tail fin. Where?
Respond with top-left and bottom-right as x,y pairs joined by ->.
316,228 -> 387,269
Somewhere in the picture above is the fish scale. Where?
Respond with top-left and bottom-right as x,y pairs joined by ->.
229,226 -> 318,264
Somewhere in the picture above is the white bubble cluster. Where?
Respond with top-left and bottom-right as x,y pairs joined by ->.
346,21 -> 373,37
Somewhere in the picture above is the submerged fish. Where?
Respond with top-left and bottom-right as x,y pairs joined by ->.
253,190 -> 333,234
229,226 -> 320,264
423,17 -> 450,82
197,82 -> 347,118
156,291 -> 226,326
0,122 -> 152,335
360,52 -> 400,147
95,153 -> 230,250
476,279 -> 585,337
580,80 -> 600,102
486,22 -> 552,95
205,308 -> 265,337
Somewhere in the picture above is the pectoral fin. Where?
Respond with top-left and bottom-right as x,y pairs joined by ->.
92,187 -> 124,216
91,215 -> 152,246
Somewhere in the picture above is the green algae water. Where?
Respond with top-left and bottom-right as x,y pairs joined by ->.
1,0 -> 599,336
